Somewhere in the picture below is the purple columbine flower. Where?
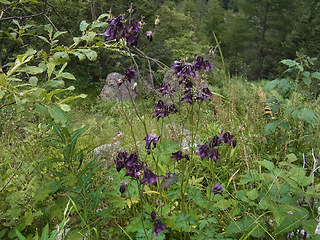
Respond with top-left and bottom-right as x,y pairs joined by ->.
146,31 -> 153,42
152,100 -> 177,119
181,90 -> 194,105
125,153 -> 139,168
119,183 -> 127,193
157,83 -> 175,96
196,87 -> 213,101
144,133 -> 160,150
104,16 -> 124,40
153,219 -> 167,236
170,151 -> 189,162
220,131 -> 236,147
125,164 -> 143,179
209,148 -> 219,162
196,144 -> 210,161
140,168 -> 158,186
124,66 -> 136,81
209,135 -> 222,148
126,31 -> 140,47
151,211 -> 157,221
114,151 -> 129,172
129,19 -> 141,32
192,56 -> 205,70
203,60 -> 212,71
212,184 -> 223,195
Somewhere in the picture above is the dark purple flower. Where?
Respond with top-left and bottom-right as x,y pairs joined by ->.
119,183 -> 127,193
153,219 -> 167,236
172,61 -> 183,73
114,152 -> 129,172
209,148 -> 219,162
125,164 -> 143,179
125,153 -> 139,168
146,31 -> 153,42
212,184 -> 223,195
203,60 -> 212,71
144,133 -> 160,150
171,151 -> 189,162
192,56 -> 205,70
182,90 -> 194,105
157,83 -> 175,96
124,66 -> 136,81
151,211 -> 157,221
104,16 -> 124,41
140,168 -> 158,186
231,140 -> 237,148
129,19 -> 141,32
220,131 -> 234,145
126,31 -> 140,46
172,61 -> 195,79
196,144 -> 210,161
209,135 -> 222,148
153,100 -> 177,119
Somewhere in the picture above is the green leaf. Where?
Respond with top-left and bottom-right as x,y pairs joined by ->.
38,36 -> 50,44
311,72 -> 320,79
19,66 -> 44,75
257,160 -> 274,170
45,80 -> 65,89
286,153 -> 297,163
15,229 -> 26,240
71,51 -> 86,60
281,59 -> 298,67
59,103 -> 71,112
97,13 -> 109,21
80,21 -> 89,31
263,120 -> 281,135
90,22 -> 108,29
303,77 -> 312,87
53,31 -> 67,40
246,188 -> 259,200
77,49 -> 97,61
59,72 -> 76,80
300,108 -> 315,124
40,224 -> 49,240
29,76 -> 38,85
47,105 -> 68,125
0,0 -> 11,4
302,220 -> 317,236
53,52 -> 70,64
59,94 -> 87,104
0,90 -> 4,99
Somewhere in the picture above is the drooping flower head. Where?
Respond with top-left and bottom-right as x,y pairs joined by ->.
220,131 -> 236,148
124,66 -> 136,82
196,87 -> 213,101
170,151 -> 189,162
151,211 -> 157,221
119,183 -> 127,193
144,133 -> 160,150
114,151 -> 129,172
140,168 -> 158,186
129,19 -> 141,32
152,100 -> 177,119
157,83 -> 175,96
146,31 -> 153,42
104,16 -> 125,41
212,184 -> 223,195
153,219 -> 167,236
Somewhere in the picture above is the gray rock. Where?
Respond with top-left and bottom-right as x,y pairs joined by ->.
100,72 -> 136,101
93,141 -> 122,167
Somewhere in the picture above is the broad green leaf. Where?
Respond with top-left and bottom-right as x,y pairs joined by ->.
45,80 -> 65,89
38,36 -> 50,44
77,49 -> 97,61
263,79 -> 279,91
311,72 -> 320,79
53,52 -> 70,64
59,94 -> 87,104
286,153 -> 297,163
80,20 -> 89,31
40,224 -> 49,240
53,31 -> 67,40
47,105 -> 68,125
302,71 -> 310,77
15,229 -> 26,240
71,51 -> 86,60
29,76 -> 38,85
303,77 -> 312,87
263,120 -> 281,135
47,61 -> 55,80
60,72 -> 76,80
302,220 -> 317,236
18,66 -> 44,75
0,70 -> 6,86
59,103 -> 71,112
281,59 -> 298,67
300,108 -> 315,124
279,121 -> 290,130
90,22 -> 108,29
246,188 -> 259,200
257,160 -> 274,170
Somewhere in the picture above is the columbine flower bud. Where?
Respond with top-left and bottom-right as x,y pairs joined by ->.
155,16 -> 160,25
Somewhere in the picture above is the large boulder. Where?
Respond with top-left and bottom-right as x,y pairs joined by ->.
100,72 -> 136,101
